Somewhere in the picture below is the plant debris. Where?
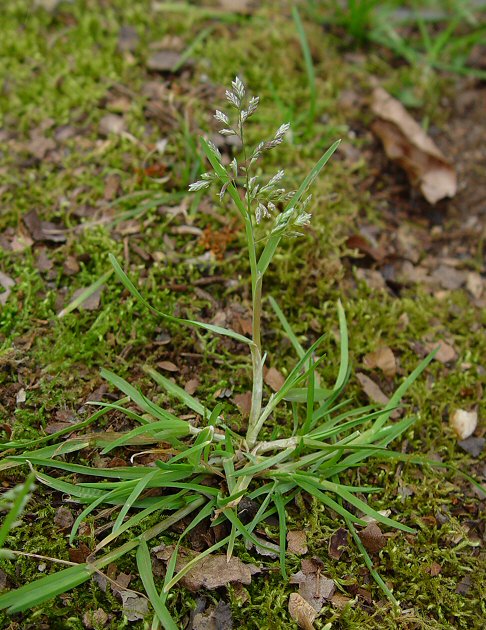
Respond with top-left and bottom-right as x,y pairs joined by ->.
288,592 -> 317,630
363,346 -> 397,378
450,409 -> 478,440
371,87 -> 457,204
153,545 -> 260,591
287,530 -> 308,556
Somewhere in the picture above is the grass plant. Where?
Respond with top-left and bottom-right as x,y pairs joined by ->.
0,77 -> 478,628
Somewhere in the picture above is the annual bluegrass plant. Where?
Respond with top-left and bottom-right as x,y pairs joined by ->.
0,78 -> 442,625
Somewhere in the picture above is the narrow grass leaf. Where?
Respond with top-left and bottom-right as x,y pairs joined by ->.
137,541 -> 178,630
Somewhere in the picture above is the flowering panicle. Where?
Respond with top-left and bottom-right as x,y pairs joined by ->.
189,77 -> 313,234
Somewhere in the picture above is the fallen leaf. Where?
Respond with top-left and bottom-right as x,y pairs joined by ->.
427,562 -> 442,577
83,608 -> 109,629
330,593 -> 353,609
27,133 -> 56,159
356,372 -> 389,405
458,436 -> 484,458
157,360 -> 179,372
466,272 -> 483,299
54,506 -> 74,531
346,234 -> 384,261
264,367 -> 285,392
450,409 -> 478,440
103,174 -> 121,201
431,264 -> 466,290
288,592 -> 316,630
371,87 -> 457,204
328,528 -> 349,560
363,346 -> 396,378
70,286 -> 102,311
425,340 -> 457,364
455,575 -> 472,595
153,545 -> 259,591
193,601 -> 233,630
36,248 -> 53,272
218,0 -> 255,12
361,509 -> 391,524
69,543 -> 91,563
233,391 -> 252,417
99,114 -> 126,136
63,256 -> 80,276
287,530 -> 308,556
147,50 -> 182,72
0,272 -> 15,305
119,591 -> 148,622
117,25 -> 139,53
358,523 -> 386,553
185,378 -> 199,395
23,210 -> 66,243
289,559 -> 335,612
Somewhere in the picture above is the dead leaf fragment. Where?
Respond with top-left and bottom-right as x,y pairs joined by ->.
458,436 -> 484,458
287,530 -> 308,556
363,346 -> 396,378
371,87 -> 457,204
0,272 -> 15,305
356,372 -> 389,405
157,360 -> 179,372
54,506 -> 74,531
23,210 -> 66,243
83,608 -> 109,629
290,559 -> 335,612
427,562 -> 442,577
147,50 -> 182,72
153,545 -> 259,591
185,378 -> 199,395
425,340 -> 457,364
119,591 -> 148,622
233,391 -> 252,417
70,286 -> 102,311
264,367 -> 285,392
450,409 -> 477,440
328,528 -> 349,560
193,601 -> 233,630
358,523 -> 386,553
99,114 -> 126,136
466,272 -> 483,299
288,592 -> 316,630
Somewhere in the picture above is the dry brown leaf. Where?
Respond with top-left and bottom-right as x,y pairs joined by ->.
157,360 -> 179,372
147,50 -> 182,72
287,530 -> 308,556
99,114 -> 126,136
232,391 -> 252,417
357,523 -> 386,553
356,372 -> 389,405
371,87 -> 457,204
83,608 -> 109,629
363,346 -> 396,378
185,377 -> 199,395
450,409 -> 477,440
288,592 -> 316,630
264,367 -> 285,392
54,506 -> 74,531
153,545 -> 259,591
193,601 -> 233,630
331,593 -> 353,609
425,340 -> 457,364
71,286 -> 102,311
289,559 -> 335,612
0,272 -> 15,305
328,528 -> 349,560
